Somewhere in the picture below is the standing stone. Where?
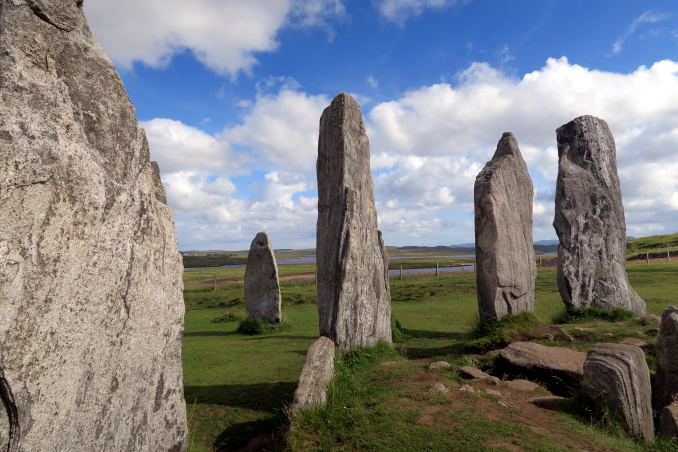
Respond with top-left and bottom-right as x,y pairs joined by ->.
654,306 -> 678,412
292,336 -> 335,409
0,2 -> 187,451
244,232 -> 281,324
316,93 -> 391,352
582,344 -> 654,441
553,115 -> 645,314
660,401 -> 678,439
474,133 -> 536,322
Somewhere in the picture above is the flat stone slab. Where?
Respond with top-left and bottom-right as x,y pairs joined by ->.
293,337 -> 335,409
429,361 -> 451,370
498,342 -> 586,396
507,379 -> 538,391
458,366 -> 500,385
529,396 -> 566,411
619,337 -> 650,351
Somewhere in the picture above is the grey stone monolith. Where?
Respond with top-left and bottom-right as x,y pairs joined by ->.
655,306 -> 678,412
0,2 -> 187,451
582,344 -> 654,441
292,336 -> 335,409
554,115 -> 646,314
316,93 -> 391,352
660,401 -> 678,439
474,133 -> 536,322
244,232 -> 282,324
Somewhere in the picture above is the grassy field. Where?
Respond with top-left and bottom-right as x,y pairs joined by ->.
626,232 -> 678,256
182,262 -> 678,451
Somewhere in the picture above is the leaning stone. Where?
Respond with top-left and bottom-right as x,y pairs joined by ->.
659,401 -> 678,439
244,232 -> 282,324
554,115 -> 646,314
293,337 -> 335,409
654,306 -> 678,412
428,361 -> 451,370
474,132 -> 535,322
0,2 -> 187,451
507,379 -> 538,391
582,343 -> 654,441
498,342 -> 585,396
316,93 -> 391,351
458,366 -> 500,385
528,396 -> 566,411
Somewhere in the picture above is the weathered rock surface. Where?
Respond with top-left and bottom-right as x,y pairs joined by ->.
507,379 -> 538,391
619,337 -> 650,351
528,396 -> 566,411
654,305 -> 678,411
458,366 -> 500,385
244,232 -> 281,324
293,337 -> 335,409
582,344 -> 654,441
428,361 -> 450,370
498,342 -> 586,396
0,1 -> 187,451
474,133 -> 536,322
316,93 -> 391,351
659,401 -> 678,439
554,115 -> 646,314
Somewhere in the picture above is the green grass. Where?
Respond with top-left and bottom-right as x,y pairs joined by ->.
626,232 -> 678,256
183,262 -> 678,451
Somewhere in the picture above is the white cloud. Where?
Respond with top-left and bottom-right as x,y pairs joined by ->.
224,89 -> 331,172
375,0 -> 467,26
611,10 -> 670,55
84,0 -> 345,75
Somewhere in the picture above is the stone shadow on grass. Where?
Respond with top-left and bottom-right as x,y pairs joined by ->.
184,382 -> 297,411
183,331 -> 240,337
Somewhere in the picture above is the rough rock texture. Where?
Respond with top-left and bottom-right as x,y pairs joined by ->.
474,133 -> 536,322
498,342 -> 586,396
244,232 -> 281,324
458,366 -> 500,385
316,93 -> 391,351
293,337 -> 335,409
554,115 -> 645,314
582,344 -> 654,441
659,401 -> 678,439
0,1 -> 187,451
654,305 -> 678,412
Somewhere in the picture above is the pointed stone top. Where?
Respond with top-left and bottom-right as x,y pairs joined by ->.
492,132 -> 522,160
253,231 -> 270,246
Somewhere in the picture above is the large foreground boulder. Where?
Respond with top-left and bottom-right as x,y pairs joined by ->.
660,401 -> 678,439
316,93 -> 391,351
474,132 -> 535,322
654,305 -> 678,412
293,337 -> 335,409
582,344 -> 654,441
553,115 -> 645,314
497,342 -> 586,396
244,232 -> 281,324
0,1 -> 187,451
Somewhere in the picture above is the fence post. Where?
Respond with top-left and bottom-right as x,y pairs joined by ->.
668,251 -> 671,263
213,274 -> 217,291
539,257 -> 542,269
436,262 -> 439,277
646,253 -> 650,264
400,266 -> 403,281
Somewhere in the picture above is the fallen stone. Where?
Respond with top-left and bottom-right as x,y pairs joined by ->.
659,401 -> 678,439
554,115 -> 646,314
546,334 -> 555,341
558,328 -> 575,342
603,333 -> 614,338
428,361 -> 451,370
528,396 -> 566,411
460,385 -> 475,393
640,314 -> 661,326
582,343 -> 654,442
293,337 -> 335,409
316,93 -> 391,351
619,337 -> 650,351
654,306 -> 678,412
497,342 -> 586,396
429,383 -> 449,394
0,2 -> 187,450
244,232 -> 282,324
507,379 -> 538,391
485,389 -> 502,397
474,132 -> 535,323
573,327 -> 596,332
458,366 -> 500,385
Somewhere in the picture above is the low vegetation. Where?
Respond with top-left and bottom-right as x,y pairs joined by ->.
183,261 -> 678,451
626,232 -> 678,256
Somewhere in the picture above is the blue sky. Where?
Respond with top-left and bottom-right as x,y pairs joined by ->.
84,0 -> 678,251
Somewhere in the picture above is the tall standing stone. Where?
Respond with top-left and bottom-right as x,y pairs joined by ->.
474,133 -> 536,322
0,1 -> 187,451
655,305 -> 678,412
553,115 -> 645,314
244,232 -> 282,324
582,344 -> 654,441
316,93 -> 391,352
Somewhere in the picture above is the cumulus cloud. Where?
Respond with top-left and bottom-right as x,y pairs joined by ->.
375,0 -> 468,25
84,0 -> 345,75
